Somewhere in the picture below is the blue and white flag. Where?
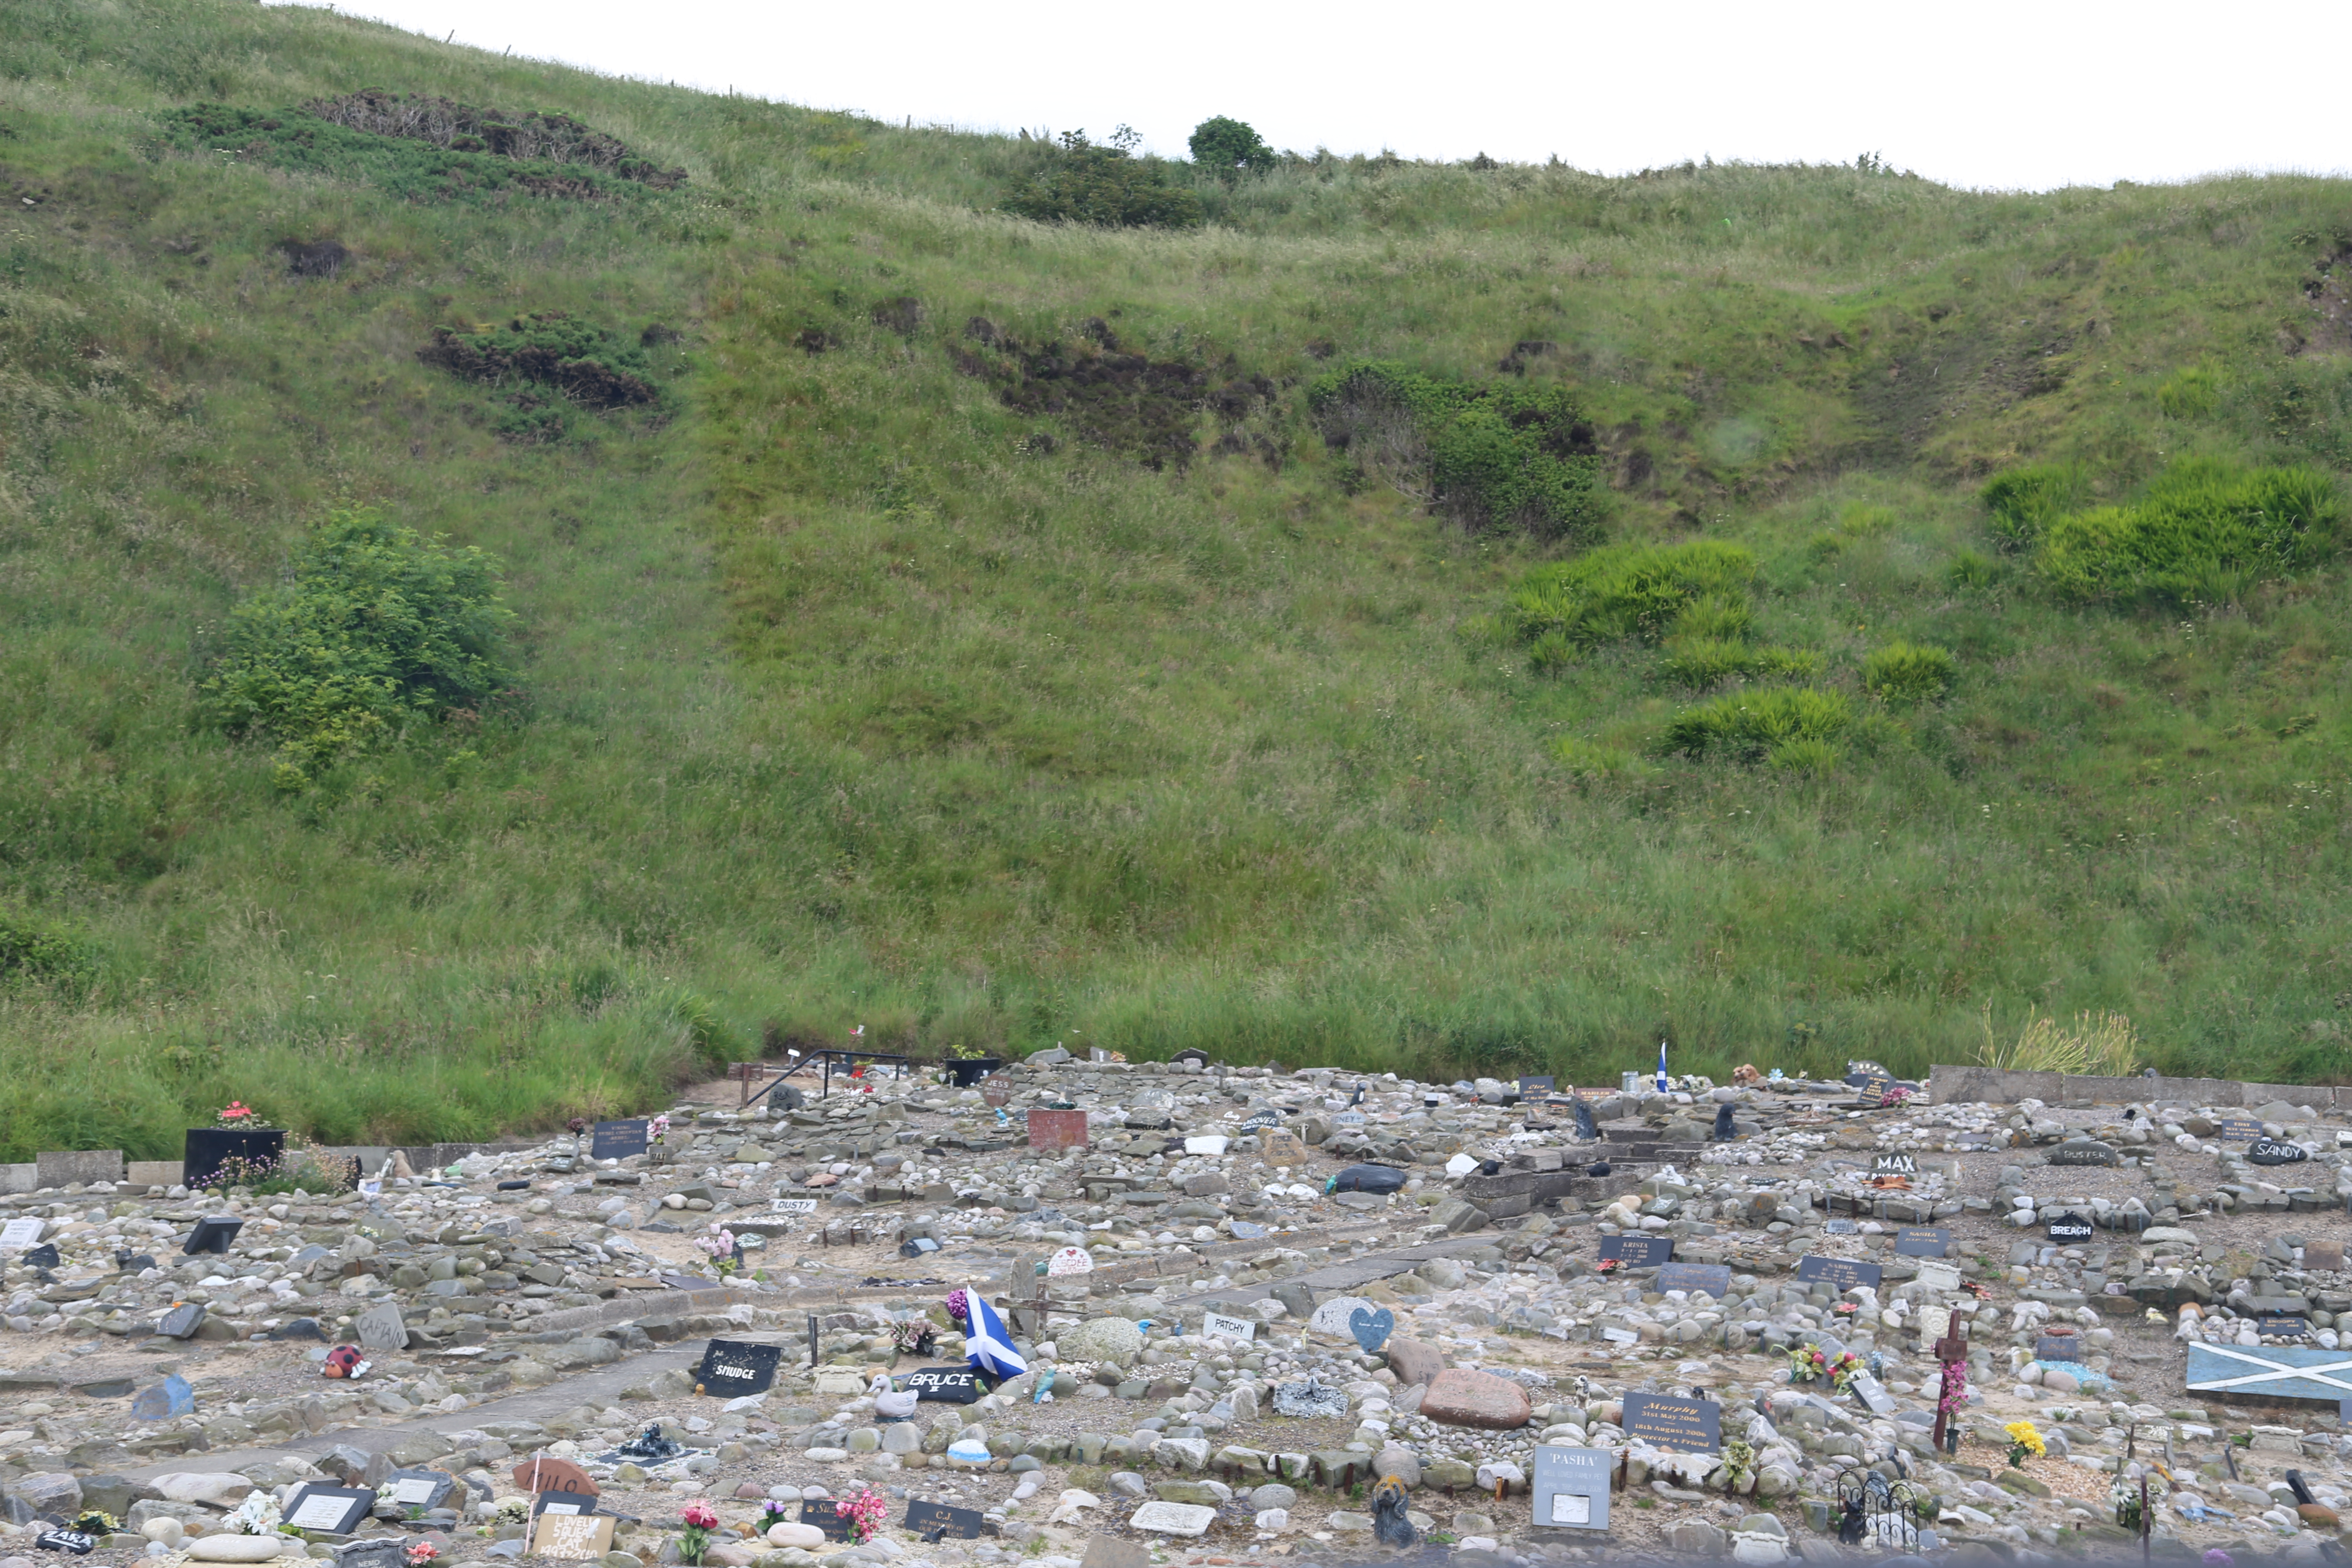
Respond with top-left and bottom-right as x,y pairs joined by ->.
962,1293 -> 1029,1381
1655,1039 -> 1669,1091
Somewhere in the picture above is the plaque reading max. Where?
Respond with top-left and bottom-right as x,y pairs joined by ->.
1620,1391 -> 1721,1453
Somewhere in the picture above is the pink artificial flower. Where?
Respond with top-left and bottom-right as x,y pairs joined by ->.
681,1503 -> 719,1530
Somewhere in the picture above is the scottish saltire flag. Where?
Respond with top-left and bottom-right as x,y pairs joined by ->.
963,1293 -> 1029,1381
1656,1039 -> 1670,1091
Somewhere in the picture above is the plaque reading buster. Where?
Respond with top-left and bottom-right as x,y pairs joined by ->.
1893,1226 -> 1952,1259
590,1120 -> 649,1161
1621,1391 -> 1721,1452
1597,1234 -> 1675,1268
904,1366 -> 980,1404
1531,1446 -> 1611,1533
282,1486 -> 378,1535
904,1500 -> 990,1542
697,1339 -> 782,1398
1795,1255 -> 1883,1292
1657,1262 -> 1732,1298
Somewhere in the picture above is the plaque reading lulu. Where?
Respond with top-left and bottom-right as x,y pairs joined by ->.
1893,1225 -> 1952,1258
1620,1391 -> 1721,1453
1657,1262 -> 1732,1298
1795,1255 -> 1883,1292
904,1366 -> 980,1404
697,1338 -> 781,1398
1597,1233 -> 1675,1268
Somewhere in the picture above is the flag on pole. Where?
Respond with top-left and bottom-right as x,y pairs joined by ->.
961,1293 -> 1029,1381
1655,1038 -> 1669,1092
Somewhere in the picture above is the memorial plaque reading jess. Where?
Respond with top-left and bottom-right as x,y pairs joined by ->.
799,1501 -> 854,1542
1531,1446 -> 1611,1533
1796,1255 -> 1883,1292
1201,1310 -> 1258,1342
904,1366 -> 980,1404
904,1500 -> 990,1541
697,1339 -> 781,1398
1597,1233 -> 1675,1268
1872,1152 -> 1917,1177
590,1120 -> 649,1161
1621,1391 -> 1721,1453
2044,1212 -> 2095,1243
511,1458 -> 599,1498
528,1513 -> 616,1560
283,1486 -> 378,1534
1893,1226 -> 1952,1259
1026,1109 -> 1088,1152
1657,1262 -> 1733,1298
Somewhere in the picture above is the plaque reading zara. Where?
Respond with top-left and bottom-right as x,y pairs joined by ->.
1597,1233 -> 1675,1268
1795,1255 -> 1883,1292
1620,1391 -> 1721,1453
1657,1262 -> 1733,1298
697,1339 -> 781,1398
1531,1446 -> 1611,1533
1893,1226 -> 1952,1259
590,1120 -> 650,1161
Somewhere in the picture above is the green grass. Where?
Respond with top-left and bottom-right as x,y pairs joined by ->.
6,0 -> 2352,1158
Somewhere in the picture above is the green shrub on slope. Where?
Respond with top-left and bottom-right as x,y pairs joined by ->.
1509,539 -> 1757,663
1862,640 -> 1957,704
1663,686 -> 1853,766
2033,459 -> 2339,603
200,509 -> 516,785
1003,133 -> 1203,228
1980,463 -> 2085,551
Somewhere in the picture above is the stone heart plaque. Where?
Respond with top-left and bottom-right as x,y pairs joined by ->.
1348,1305 -> 1395,1354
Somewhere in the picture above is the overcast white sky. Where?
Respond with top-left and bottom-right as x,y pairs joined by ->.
287,0 -> 2345,192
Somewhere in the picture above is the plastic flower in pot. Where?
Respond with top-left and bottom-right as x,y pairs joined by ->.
2003,1420 -> 2046,1468
835,1489 -> 887,1545
679,1501 -> 719,1565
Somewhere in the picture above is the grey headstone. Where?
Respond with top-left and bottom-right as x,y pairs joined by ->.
355,1301 -> 409,1352
381,1470 -> 454,1511
1531,1445 -> 1611,1531
155,1302 -> 206,1340
333,1540 -> 407,1568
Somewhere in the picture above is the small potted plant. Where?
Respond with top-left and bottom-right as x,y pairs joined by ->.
184,1102 -> 288,1190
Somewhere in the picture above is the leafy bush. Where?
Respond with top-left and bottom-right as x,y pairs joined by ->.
1311,361 -> 1605,539
1662,638 -> 1821,688
1663,686 -> 1853,766
416,311 -> 662,439
1947,550 -> 2000,589
1862,640 -> 1957,704
153,105 -> 671,205
1980,463 -> 2086,551
200,508 -> 517,783
1509,539 -> 1756,649
2033,458 -> 2340,603
1189,116 -> 1276,178
1003,133 -> 1204,228
0,908 -> 95,994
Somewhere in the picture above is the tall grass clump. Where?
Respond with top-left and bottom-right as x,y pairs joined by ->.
1662,686 -> 1852,766
1862,641 -> 1957,704
1977,1004 -> 2140,1077
2033,459 -> 2341,603
1981,464 -> 2086,551
1510,540 -> 1757,668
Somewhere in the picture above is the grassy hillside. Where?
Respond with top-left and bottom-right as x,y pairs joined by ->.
6,0 -> 2352,1156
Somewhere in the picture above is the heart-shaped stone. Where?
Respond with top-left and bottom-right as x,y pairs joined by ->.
1348,1305 -> 1395,1354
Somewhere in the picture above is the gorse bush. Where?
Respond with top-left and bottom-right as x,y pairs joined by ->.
1981,463 -> 2086,551
1862,640 -> 1957,704
416,311 -> 663,441
1663,686 -> 1853,766
1188,116 -> 1276,178
2032,458 -> 2340,603
200,508 -> 517,785
1002,132 -> 1204,228
1509,539 -> 1757,660
1309,360 -> 1606,540
306,90 -> 686,186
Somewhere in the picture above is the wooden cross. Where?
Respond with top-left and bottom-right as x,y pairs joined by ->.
1930,1316 -> 1970,1454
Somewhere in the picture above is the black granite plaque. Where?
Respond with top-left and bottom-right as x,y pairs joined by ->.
1597,1233 -> 1675,1268
696,1339 -> 781,1398
799,1501 -> 854,1542
1621,1391 -> 1721,1453
591,1120 -> 650,1160
903,1501 -> 990,1541
1796,1255 -> 1883,1292
1657,1262 -> 1733,1298
2044,1212 -> 2095,1242
1893,1226 -> 1951,1259
903,1365 -> 980,1403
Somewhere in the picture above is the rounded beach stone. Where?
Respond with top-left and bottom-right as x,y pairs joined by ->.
186,1537 -> 292,1563
1057,1318 -> 1144,1363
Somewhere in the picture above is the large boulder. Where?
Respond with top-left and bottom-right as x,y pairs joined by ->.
1383,1338 -> 1448,1390
151,1475 -> 255,1507
1060,1317 -> 1145,1364
1419,1369 -> 1531,1430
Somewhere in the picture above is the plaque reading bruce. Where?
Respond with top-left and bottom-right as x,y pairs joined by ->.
903,1366 -> 980,1403
1597,1234 -> 1675,1268
1796,1255 -> 1883,1292
1621,1391 -> 1721,1452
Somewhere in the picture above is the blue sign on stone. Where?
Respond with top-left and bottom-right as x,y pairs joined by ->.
131,1374 -> 194,1421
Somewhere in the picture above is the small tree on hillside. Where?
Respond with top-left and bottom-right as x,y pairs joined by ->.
1188,116 -> 1276,178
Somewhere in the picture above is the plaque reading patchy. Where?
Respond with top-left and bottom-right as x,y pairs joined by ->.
1597,1233 -> 1675,1268
1871,1152 -> 1917,1177
284,1486 -> 378,1534
697,1338 -> 781,1398
1531,1445 -> 1611,1533
1796,1255 -> 1883,1292
1621,1391 -> 1721,1452
904,1500 -> 990,1541
904,1366 -> 980,1404
1026,1109 -> 1088,1152
1657,1262 -> 1732,1298
1893,1225 -> 1951,1258
1201,1310 -> 1258,1342
529,1513 -> 616,1560
590,1120 -> 649,1161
